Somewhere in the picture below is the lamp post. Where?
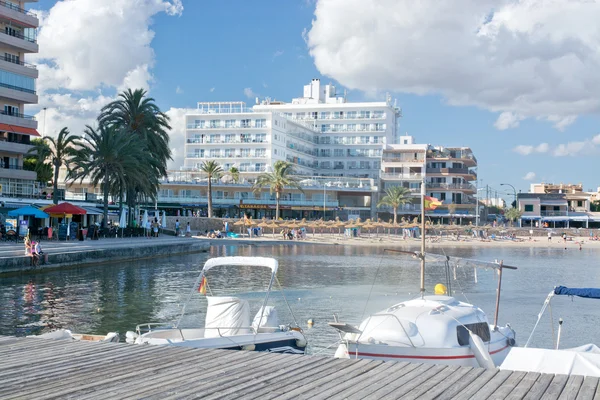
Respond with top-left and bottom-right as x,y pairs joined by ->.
500,183 -> 517,208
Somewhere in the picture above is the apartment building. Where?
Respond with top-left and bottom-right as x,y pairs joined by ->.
379,136 -> 478,221
0,0 -> 39,197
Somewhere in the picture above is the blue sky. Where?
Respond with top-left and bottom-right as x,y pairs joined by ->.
31,1 -> 600,201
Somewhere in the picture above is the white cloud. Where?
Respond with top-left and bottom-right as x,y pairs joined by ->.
513,143 -> 549,155
523,172 -> 536,181
175,86 -> 184,95
514,135 -> 600,157
307,0 -> 600,129
209,87 -> 215,92
165,107 -> 194,170
272,50 -> 284,60
244,87 -> 256,99
29,0 -> 183,164
494,112 -> 524,130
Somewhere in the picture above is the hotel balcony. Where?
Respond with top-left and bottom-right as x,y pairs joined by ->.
426,182 -> 476,193
0,137 -> 32,154
426,167 -> 477,180
380,172 -> 423,181
156,193 -> 339,207
0,29 -> 38,53
0,110 -> 37,129
0,82 -> 37,103
427,150 -> 477,167
0,164 -> 36,180
0,1 -> 39,29
0,54 -> 37,78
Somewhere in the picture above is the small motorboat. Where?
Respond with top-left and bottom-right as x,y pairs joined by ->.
499,286 -> 600,377
126,257 -> 307,355
30,329 -> 120,343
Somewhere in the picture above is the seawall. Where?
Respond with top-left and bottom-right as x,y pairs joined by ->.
0,239 -> 210,276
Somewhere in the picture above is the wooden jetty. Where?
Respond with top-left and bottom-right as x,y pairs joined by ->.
1,336 -> 599,399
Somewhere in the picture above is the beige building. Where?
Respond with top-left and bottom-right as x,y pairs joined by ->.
0,0 -> 39,197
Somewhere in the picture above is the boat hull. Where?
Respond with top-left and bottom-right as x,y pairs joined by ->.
338,329 -> 515,367
133,330 -> 306,355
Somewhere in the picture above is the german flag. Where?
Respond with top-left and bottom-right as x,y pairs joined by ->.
424,196 -> 442,211
198,276 -> 207,295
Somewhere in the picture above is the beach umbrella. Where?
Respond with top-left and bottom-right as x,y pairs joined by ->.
8,206 -> 49,219
268,220 -> 280,238
162,211 -> 167,230
233,219 -> 246,235
257,220 -> 270,237
44,202 -> 87,216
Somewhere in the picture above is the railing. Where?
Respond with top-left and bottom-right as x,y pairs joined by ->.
382,157 -> 425,163
426,183 -> 476,191
321,126 -> 386,133
186,123 -> 263,129
1,29 -> 36,44
0,81 -> 35,94
185,154 -> 267,159
381,173 -> 422,180
0,54 -> 36,69
426,167 -> 476,176
540,211 -> 568,216
0,0 -> 37,17
0,164 -> 23,170
312,113 -> 387,120
0,110 -> 35,120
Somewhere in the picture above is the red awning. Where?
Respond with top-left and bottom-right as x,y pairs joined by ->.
0,123 -> 40,137
44,202 -> 87,215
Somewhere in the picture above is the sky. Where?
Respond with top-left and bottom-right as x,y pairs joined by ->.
28,0 -> 600,202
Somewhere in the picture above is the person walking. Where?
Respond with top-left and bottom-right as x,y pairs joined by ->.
175,219 -> 180,236
186,222 -> 191,237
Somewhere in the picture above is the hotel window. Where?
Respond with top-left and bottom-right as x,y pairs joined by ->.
194,120 -> 205,128
255,149 -> 266,157
359,111 -> 371,119
346,111 -> 357,119
524,205 -> 534,212
346,124 -> 356,132
240,163 -> 250,171
255,163 -> 264,171
255,119 -> 266,128
334,149 -> 344,157
225,119 -> 235,128
209,149 -> 219,157
321,124 -> 331,132
333,124 -> 344,132
4,105 -> 18,115
358,124 -> 368,131
241,133 -> 251,143
256,133 -> 266,142
241,119 -> 251,128
241,149 -> 250,157
4,53 -> 19,64
311,112 -> 318,119
224,149 -> 234,157
225,134 -> 235,143
320,137 -> 331,144
320,149 -> 331,157
333,111 -> 344,119
319,112 -> 330,119
375,123 -> 385,131
209,120 -> 220,128
296,112 -> 305,120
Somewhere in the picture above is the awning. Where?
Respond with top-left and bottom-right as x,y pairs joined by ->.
0,123 -> 40,137
82,206 -> 104,215
521,216 -> 542,220
540,200 -> 567,206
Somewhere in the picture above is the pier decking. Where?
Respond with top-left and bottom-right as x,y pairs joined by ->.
1,337 -> 598,399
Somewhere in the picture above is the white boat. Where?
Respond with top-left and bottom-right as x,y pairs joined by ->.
499,286 -> 600,377
329,182 -> 517,368
126,257 -> 307,355
30,329 -> 120,343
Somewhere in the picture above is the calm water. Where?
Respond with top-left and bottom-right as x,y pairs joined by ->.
1,243 -> 599,355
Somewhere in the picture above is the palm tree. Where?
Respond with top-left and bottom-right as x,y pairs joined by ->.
200,160 -> 223,218
504,207 -> 522,227
68,124 -> 152,226
99,88 -> 171,204
253,161 -> 303,220
24,138 -> 53,185
377,186 -> 413,225
29,127 -> 79,204
229,166 -> 240,183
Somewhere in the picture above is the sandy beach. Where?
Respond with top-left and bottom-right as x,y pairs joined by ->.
198,232 -> 600,249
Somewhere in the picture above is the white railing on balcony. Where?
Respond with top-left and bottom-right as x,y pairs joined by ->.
381,173 -> 423,180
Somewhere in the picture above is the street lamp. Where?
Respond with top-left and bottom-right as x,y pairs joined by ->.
500,183 -> 517,208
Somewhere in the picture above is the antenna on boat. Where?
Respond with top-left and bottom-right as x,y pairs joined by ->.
420,178 -> 426,297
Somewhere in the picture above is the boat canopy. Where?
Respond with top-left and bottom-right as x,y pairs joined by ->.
421,252 -> 517,271
554,286 -> 600,299
500,347 -> 600,377
202,256 -> 278,274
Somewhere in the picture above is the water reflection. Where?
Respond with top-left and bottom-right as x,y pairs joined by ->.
1,244 -> 599,355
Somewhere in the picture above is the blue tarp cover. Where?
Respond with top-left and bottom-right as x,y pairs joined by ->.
554,286 -> 600,299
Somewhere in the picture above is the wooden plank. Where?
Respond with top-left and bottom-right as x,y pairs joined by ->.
576,377 -> 599,400
417,366 -> 476,400
306,360 -> 393,400
505,372 -> 543,400
96,349 -> 278,400
399,365 -> 461,400
379,364 -> 451,400
345,362 -> 421,400
362,363 -> 435,400
244,358 -> 353,400
488,371 -> 527,400
542,374 -> 571,400
455,370 -> 513,400
318,359 -> 404,400
432,368 -> 493,400
202,356 -> 338,400
282,359 -> 385,400
558,375 -> 584,400
145,351 -> 294,400
6,346 -> 218,400
523,373 -> 555,400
